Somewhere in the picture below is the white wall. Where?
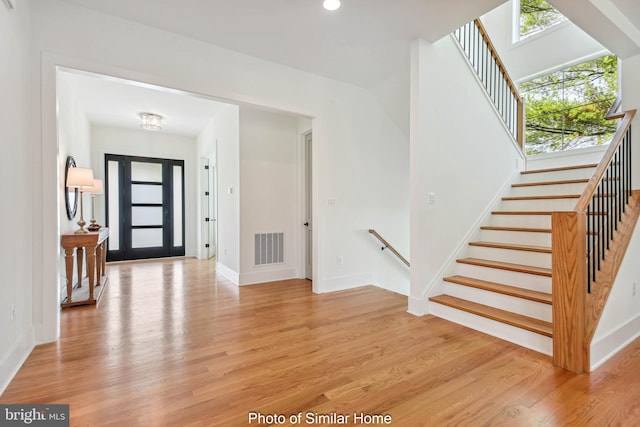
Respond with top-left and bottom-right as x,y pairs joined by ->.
591,216 -> 640,369
622,54 -> 640,190
213,105 -> 241,282
482,1 -> 607,81
239,107 -> 300,285
90,126 -> 199,256
56,71 -> 92,298
409,37 -> 525,314
57,72 -> 92,235
0,0 -> 35,393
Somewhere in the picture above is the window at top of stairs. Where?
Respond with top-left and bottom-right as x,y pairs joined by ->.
518,0 -> 568,40
520,54 -> 619,156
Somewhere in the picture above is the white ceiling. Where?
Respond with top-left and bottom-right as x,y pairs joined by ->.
550,0 -> 640,58
61,0 -> 506,90
58,69 -> 232,137
57,0 -> 640,136
58,0 -> 507,136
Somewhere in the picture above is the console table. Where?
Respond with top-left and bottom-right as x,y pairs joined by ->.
61,228 -> 109,308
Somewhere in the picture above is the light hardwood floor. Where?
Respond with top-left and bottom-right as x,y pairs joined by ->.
2,258 -> 640,426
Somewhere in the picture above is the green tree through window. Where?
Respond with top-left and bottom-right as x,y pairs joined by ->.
520,0 -> 567,38
521,55 -> 618,155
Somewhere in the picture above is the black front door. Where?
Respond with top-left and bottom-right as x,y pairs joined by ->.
105,154 -> 185,261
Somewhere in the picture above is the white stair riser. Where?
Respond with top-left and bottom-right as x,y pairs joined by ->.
467,246 -> 551,269
479,230 -> 551,247
508,182 -> 588,197
499,198 -> 578,211
455,263 -> 552,293
489,214 -> 551,229
443,282 -> 552,322
429,302 -> 553,355
516,168 -> 596,184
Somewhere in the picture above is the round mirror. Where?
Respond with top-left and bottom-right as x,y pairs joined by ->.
65,156 -> 78,220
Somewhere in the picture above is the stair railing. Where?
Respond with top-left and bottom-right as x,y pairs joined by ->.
551,109 -> 636,374
453,19 -> 524,148
368,229 -> 410,267
578,110 -> 636,292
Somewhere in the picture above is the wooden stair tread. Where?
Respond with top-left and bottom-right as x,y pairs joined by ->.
469,241 -> 551,253
480,226 -> 551,233
502,194 -> 580,201
443,275 -> 552,304
521,164 -> 597,175
512,179 -> 588,188
457,257 -> 552,277
429,295 -> 553,337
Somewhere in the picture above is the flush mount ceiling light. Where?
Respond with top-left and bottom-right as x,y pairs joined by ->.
139,112 -> 163,131
323,0 -> 341,11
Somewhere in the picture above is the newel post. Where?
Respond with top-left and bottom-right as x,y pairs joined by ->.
552,211 -> 589,373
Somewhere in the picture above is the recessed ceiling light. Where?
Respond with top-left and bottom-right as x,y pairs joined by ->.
323,0 -> 341,11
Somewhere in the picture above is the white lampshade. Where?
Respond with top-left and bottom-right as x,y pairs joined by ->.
84,179 -> 104,194
66,167 -> 94,188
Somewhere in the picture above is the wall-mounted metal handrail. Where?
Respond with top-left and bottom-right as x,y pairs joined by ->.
368,229 -> 410,267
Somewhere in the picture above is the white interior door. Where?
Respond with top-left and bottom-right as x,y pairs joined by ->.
200,157 -> 216,259
304,132 -> 312,280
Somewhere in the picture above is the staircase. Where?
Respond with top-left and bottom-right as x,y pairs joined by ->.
429,159 -> 600,355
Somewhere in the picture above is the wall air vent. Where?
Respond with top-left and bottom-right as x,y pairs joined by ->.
254,232 -> 284,265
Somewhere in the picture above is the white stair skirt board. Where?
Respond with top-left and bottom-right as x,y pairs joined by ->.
430,301 -> 553,356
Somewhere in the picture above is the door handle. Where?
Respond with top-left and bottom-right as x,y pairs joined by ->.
304,222 -> 309,227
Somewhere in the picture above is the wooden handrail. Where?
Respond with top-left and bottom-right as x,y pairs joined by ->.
474,19 -> 523,108
368,229 -> 410,267
575,110 -> 636,211
454,19 -> 525,148
475,18 -> 525,148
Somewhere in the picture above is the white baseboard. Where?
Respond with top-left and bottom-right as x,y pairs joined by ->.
407,296 -> 429,316
216,262 -> 239,285
590,313 -> 640,371
317,273 -> 373,293
239,268 -> 298,286
0,331 -> 35,395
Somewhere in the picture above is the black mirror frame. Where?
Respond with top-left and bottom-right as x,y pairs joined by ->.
65,156 -> 78,220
